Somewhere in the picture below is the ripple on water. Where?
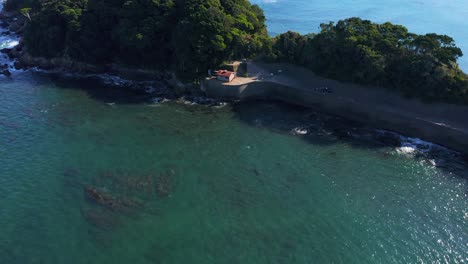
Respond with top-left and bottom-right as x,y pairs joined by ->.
0,73 -> 467,263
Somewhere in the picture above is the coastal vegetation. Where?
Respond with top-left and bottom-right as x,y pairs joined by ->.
3,1 -> 468,103
5,0 -> 270,76
269,18 -> 468,104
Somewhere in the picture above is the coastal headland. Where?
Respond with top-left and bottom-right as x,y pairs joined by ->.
1,0 -> 467,155
203,62 -> 468,154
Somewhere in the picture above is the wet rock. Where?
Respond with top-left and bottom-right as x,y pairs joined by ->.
16,51 -> 108,72
1,62 -> 11,76
8,43 -> 23,59
321,116 -> 359,140
1,69 -> 11,77
332,128 -> 351,139
14,61 -> 24,70
183,96 -> 224,106
376,132 -> 401,147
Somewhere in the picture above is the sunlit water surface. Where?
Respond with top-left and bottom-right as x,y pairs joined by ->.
0,1 -> 467,263
0,72 -> 467,263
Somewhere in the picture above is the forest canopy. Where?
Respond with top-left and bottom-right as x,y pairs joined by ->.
6,0 -> 270,75
269,18 -> 468,103
4,1 -> 468,103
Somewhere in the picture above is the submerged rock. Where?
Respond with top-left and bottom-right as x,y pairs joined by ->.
84,186 -> 119,209
157,169 -> 176,197
84,185 -> 142,212
97,170 -> 157,197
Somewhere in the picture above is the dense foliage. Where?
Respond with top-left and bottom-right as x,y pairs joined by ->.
270,18 -> 468,103
4,1 -> 468,103
3,0 -> 37,11
8,0 -> 269,76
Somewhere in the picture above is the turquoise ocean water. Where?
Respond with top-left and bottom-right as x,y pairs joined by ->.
0,72 -> 467,263
0,1 -> 467,263
252,0 -> 468,72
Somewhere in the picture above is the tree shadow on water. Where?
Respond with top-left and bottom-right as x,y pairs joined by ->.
37,71 -> 159,104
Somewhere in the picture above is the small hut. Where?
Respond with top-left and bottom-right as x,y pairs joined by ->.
216,70 -> 236,82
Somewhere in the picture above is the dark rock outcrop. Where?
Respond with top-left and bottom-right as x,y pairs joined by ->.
1,69 -> 11,76
84,185 -> 142,212
376,131 -> 402,147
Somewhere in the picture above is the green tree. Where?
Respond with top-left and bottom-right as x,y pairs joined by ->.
13,0 -> 269,76
270,17 -> 468,104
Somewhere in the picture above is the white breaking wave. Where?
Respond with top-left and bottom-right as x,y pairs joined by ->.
375,129 -> 444,155
396,146 -> 417,155
397,135 -> 441,155
291,127 -> 308,135
371,130 -> 462,169
0,5 -> 21,74
0,39 -> 18,49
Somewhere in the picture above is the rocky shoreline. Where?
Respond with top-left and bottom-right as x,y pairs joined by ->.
2,8 -> 467,159
204,62 -> 468,156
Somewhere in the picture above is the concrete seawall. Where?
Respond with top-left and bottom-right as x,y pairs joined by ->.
203,63 -> 468,155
